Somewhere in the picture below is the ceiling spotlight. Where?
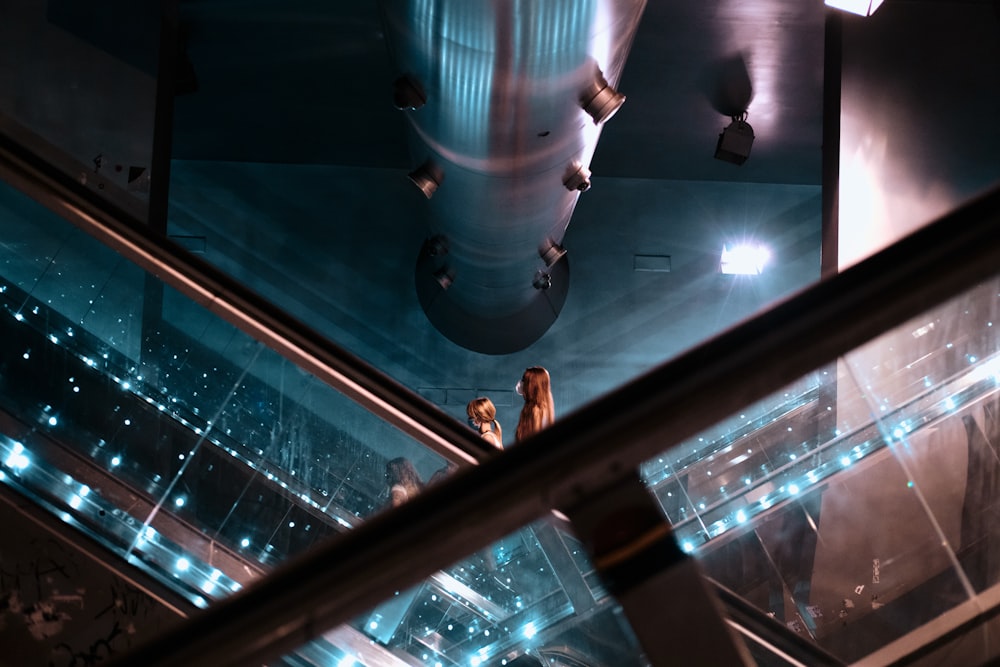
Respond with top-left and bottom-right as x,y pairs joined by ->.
720,243 -> 770,275
392,74 -> 426,110
580,71 -> 626,124
714,113 -> 754,166
539,238 -> 567,267
562,162 -> 592,192
825,0 -> 884,16
408,160 -> 443,199
433,266 -> 455,290
532,270 -> 552,290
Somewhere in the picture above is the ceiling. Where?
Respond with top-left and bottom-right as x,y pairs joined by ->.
169,0 -> 827,185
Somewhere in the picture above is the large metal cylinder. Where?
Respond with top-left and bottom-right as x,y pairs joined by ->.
379,0 -> 647,354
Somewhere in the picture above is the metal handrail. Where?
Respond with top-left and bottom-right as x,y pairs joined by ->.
95,180 -> 1000,667
0,119 -> 493,468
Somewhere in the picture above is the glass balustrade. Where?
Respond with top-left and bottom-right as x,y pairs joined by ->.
639,274 -> 1000,664
270,275 -> 999,666
0,178 -> 448,606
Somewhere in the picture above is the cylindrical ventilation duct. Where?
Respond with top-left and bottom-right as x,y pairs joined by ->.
379,0 -> 647,354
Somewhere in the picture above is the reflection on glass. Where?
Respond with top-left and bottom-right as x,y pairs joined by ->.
1,1 -> 157,219
0,183 -> 445,604
330,518 -> 647,667
641,276 -> 1000,662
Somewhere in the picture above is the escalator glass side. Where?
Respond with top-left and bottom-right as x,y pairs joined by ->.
639,275 -> 1000,663
0,178 -> 448,601
294,517 -> 651,667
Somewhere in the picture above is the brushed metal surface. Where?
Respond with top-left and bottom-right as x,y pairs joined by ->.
380,0 -> 647,353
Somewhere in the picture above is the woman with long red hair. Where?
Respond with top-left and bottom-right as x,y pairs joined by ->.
514,366 -> 555,442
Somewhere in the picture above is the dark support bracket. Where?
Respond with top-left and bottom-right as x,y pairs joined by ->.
564,472 -> 754,666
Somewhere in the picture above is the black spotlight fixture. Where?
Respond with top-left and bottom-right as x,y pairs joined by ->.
714,112 -> 754,166
532,269 -> 552,290
392,74 -> 426,111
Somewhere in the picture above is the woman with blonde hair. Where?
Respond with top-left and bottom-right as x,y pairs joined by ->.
385,457 -> 424,507
515,366 -> 555,442
467,397 -> 503,450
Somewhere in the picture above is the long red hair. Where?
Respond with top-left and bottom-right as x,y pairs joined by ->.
515,367 -> 554,441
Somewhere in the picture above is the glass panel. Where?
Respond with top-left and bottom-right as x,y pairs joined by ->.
843,277 -> 1000,598
0,179 -> 447,601
284,517 -> 650,667
641,275 -> 1000,663
0,0 -> 158,219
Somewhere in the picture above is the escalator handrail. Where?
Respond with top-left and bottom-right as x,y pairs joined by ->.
0,118 -> 495,468
96,175 -> 1000,667
713,579 -> 846,667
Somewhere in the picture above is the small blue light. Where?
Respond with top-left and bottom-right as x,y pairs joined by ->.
788,484 -> 800,495
523,621 -> 537,639
5,443 -> 30,470
735,509 -> 747,523
174,496 -> 186,507
176,557 -> 190,572
682,541 -> 694,553
111,456 -> 121,467
240,538 -> 250,548
48,416 -> 58,426
840,456 -> 851,467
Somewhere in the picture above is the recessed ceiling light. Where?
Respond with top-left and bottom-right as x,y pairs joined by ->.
720,243 -> 770,275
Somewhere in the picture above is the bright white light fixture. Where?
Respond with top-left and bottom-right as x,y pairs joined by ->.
825,0 -> 884,16
720,244 -> 770,275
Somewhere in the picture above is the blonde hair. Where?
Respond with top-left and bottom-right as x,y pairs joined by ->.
467,397 -> 502,447
515,367 -> 554,442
